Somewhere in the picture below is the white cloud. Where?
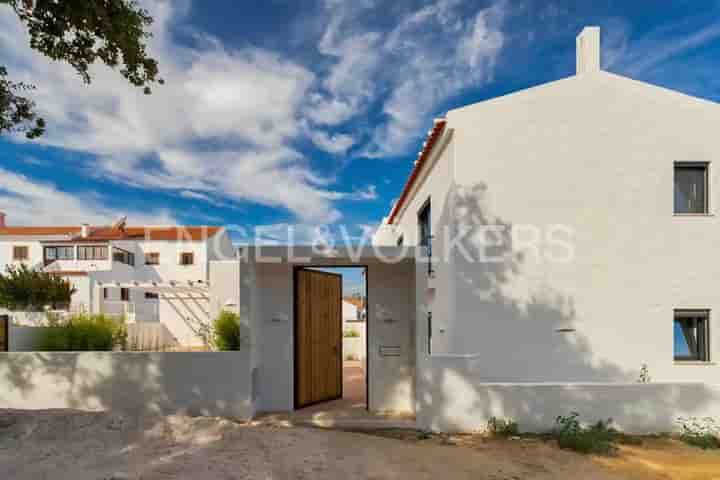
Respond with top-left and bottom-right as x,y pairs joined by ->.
0,0 -> 509,226
0,1 -> 351,224
603,17 -> 720,77
308,0 -> 507,157
307,129 -> 356,154
0,168 -> 175,226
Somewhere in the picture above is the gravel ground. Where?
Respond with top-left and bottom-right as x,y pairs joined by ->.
0,409 -> 709,479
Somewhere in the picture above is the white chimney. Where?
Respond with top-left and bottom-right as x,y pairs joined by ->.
81,223 -> 90,238
0,211 -> 5,228
576,26 -> 601,74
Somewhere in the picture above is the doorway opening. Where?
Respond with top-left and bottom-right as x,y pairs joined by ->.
293,266 -> 368,411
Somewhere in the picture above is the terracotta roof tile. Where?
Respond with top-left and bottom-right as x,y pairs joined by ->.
0,226 -> 222,241
387,119 -> 447,224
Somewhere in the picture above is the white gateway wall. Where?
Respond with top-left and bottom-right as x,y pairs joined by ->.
244,248 -> 416,414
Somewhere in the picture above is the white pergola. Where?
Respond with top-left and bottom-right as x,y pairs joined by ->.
96,280 -> 210,299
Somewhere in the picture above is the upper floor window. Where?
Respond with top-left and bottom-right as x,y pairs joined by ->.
144,252 -> 160,265
44,246 -> 74,263
674,162 -> 708,214
674,309 -> 709,362
180,252 -> 194,266
77,245 -> 108,261
112,247 -> 135,266
12,246 -> 28,261
418,200 -> 431,248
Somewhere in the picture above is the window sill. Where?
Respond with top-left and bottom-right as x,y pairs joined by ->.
673,361 -> 715,366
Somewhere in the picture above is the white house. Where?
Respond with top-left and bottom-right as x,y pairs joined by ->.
368,26 -> 720,431
0,213 -> 235,347
3,27 -> 720,433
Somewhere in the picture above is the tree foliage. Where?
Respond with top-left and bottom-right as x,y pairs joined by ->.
0,0 -> 161,138
0,264 -> 76,310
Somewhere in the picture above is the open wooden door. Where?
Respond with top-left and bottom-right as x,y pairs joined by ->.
295,269 -> 342,408
0,315 -> 8,352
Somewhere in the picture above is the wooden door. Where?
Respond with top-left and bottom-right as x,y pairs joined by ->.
0,315 -> 8,352
295,269 -> 342,408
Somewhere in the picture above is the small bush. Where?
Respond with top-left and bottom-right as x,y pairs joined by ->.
677,417 -> 720,449
343,329 -> 360,338
213,310 -> 241,351
554,412 -> 617,455
38,314 -> 127,351
487,417 -> 519,437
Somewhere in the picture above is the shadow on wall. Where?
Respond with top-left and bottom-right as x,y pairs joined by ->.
411,182 -> 720,432
0,351 -> 253,420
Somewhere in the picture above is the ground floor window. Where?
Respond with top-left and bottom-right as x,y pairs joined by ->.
674,310 -> 709,362
121,288 -> 130,302
145,292 -> 159,300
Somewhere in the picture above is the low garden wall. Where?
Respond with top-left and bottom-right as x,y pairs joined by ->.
0,351 -> 254,419
417,363 -> 720,433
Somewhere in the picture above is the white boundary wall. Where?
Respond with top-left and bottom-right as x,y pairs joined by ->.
0,352 -> 253,419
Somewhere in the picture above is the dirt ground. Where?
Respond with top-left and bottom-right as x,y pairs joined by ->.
0,410 -> 718,480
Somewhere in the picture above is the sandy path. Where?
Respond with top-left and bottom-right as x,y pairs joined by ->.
0,409 -> 678,479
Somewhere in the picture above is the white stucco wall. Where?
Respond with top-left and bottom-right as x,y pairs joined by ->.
436,71 -> 720,384
0,352 -> 254,419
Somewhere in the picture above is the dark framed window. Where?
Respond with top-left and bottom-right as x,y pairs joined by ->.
674,310 -> 710,362
674,162 -> 709,214
144,252 -> 160,265
44,246 -> 74,263
180,252 -> 194,265
103,288 -> 108,300
12,246 -> 28,261
112,247 -> 135,266
78,245 -> 108,260
418,199 -> 431,248
145,292 -> 159,300
120,288 -> 130,302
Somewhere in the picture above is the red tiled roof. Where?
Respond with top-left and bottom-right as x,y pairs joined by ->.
387,119 -> 447,225
0,226 -> 222,241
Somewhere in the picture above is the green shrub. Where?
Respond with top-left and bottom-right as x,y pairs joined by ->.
677,416 -> 720,449
487,417 -> 519,437
554,412 -> 617,455
213,310 -> 241,351
343,329 -> 360,338
38,314 -> 127,351
0,264 -> 75,310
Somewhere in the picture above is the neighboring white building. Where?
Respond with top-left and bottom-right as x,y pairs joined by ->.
0,213 -> 235,347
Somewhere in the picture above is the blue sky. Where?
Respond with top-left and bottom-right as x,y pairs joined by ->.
2,0 -> 720,245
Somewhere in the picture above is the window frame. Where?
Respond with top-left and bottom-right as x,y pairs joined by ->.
674,161 -> 710,215
44,245 -> 75,263
144,252 -> 160,265
179,252 -> 195,266
12,245 -> 29,261
417,198 -> 432,248
77,245 -> 108,261
674,309 -> 710,363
